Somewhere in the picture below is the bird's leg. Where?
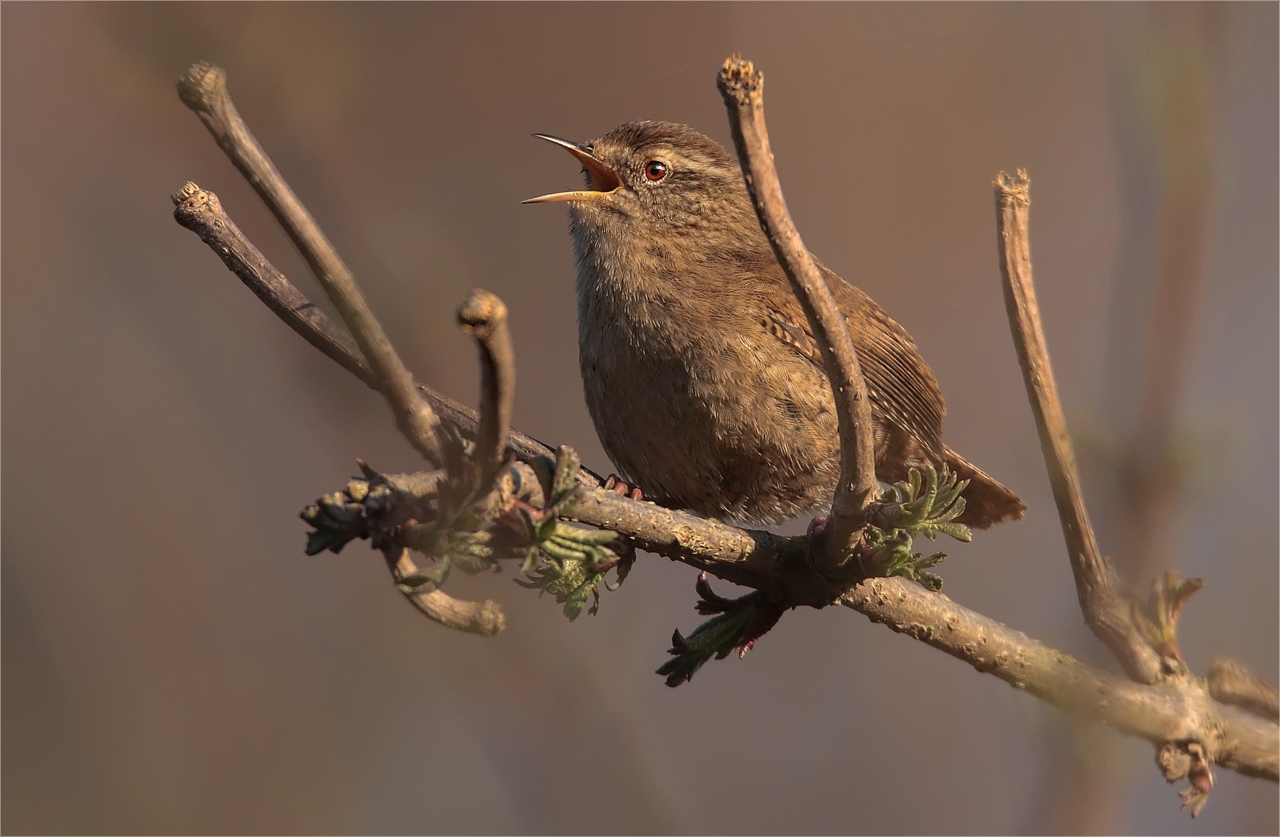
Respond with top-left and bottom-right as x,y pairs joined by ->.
603,474 -> 644,501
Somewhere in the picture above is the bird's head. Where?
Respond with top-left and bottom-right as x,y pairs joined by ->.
524,121 -> 755,234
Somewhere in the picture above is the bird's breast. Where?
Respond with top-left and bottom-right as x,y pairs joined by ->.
571,242 -> 841,524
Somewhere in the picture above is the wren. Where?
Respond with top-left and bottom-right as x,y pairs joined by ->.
525,121 -> 1024,529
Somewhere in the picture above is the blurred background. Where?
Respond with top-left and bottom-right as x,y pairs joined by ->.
3,3 -> 1275,834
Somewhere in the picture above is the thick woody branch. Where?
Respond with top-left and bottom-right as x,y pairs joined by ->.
457,290 -> 515,474
565,489 -> 845,606
994,171 -> 1163,685
1208,658 -> 1280,721
717,56 -> 877,570
844,579 -> 1276,781
177,62 -> 443,465
171,182 -> 591,481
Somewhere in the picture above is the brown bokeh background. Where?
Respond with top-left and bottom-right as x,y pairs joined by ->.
3,3 -> 1276,834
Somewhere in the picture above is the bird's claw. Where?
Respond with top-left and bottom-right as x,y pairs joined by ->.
603,474 -> 644,501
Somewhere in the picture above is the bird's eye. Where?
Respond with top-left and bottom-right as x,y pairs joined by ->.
644,160 -> 669,182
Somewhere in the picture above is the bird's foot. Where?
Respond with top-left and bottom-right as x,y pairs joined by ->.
603,474 -> 644,501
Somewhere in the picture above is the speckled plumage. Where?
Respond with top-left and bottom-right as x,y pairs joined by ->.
539,121 -> 1024,528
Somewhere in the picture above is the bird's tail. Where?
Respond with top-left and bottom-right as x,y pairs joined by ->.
942,445 -> 1026,530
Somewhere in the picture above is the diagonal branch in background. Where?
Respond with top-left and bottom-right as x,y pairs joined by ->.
178,62 -> 443,465
994,171 -> 1165,685
170,181 -> 593,481
716,56 -> 878,571
170,182 -> 372,383
171,60 -> 1278,789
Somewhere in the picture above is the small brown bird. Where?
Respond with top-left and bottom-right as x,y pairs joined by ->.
526,121 -> 1024,529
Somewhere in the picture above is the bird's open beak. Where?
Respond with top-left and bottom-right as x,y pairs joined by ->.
522,134 -> 622,204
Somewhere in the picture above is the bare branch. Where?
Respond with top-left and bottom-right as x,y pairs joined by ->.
1209,658 -> 1280,722
171,183 -> 373,383
845,579 -> 1277,781
457,290 -> 515,474
171,181 -> 593,481
565,488 -> 837,604
994,171 -> 1163,684
716,56 -> 877,570
177,62 -> 443,466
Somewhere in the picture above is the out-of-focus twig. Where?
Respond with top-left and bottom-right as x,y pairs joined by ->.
388,549 -> 505,637
1209,658 -> 1280,721
716,55 -> 877,573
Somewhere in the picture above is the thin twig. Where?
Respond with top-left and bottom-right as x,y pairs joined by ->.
994,171 -> 1163,685
177,62 -> 443,465
457,290 -> 515,474
1208,658 -> 1280,721
716,56 -> 877,570
171,183 -> 373,383
171,181 -> 594,481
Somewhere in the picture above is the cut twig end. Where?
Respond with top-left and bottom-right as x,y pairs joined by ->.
457,288 -> 508,340
995,169 -> 1031,206
717,54 -> 762,107
177,61 -> 226,113
171,184 -> 220,231
170,181 -> 205,207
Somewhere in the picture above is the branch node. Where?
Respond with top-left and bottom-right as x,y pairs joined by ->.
1157,740 -> 1214,819
994,169 -> 1030,203
1132,570 -> 1204,671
